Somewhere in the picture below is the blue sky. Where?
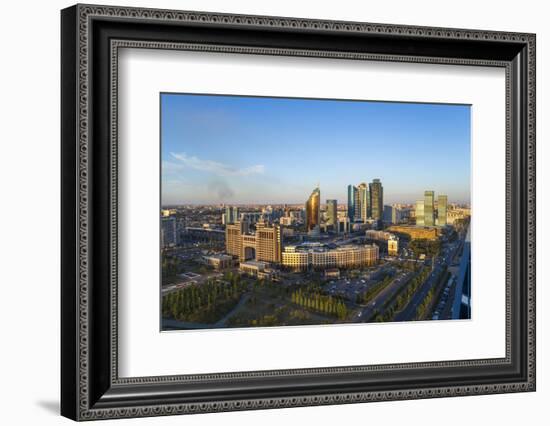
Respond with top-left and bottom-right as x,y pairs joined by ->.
161,93 -> 470,206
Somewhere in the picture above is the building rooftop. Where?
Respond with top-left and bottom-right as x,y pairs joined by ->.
283,243 -> 378,253
240,260 -> 268,268
204,254 -> 233,260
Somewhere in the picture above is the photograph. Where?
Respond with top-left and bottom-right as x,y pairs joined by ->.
160,93 -> 472,331
57,4 -> 536,420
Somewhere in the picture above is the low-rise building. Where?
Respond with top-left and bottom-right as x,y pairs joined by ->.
324,268 -> 341,279
388,237 -> 399,256
239,261 -> 278,280
281,243 -> 379,271
202,254 -> 234,270
387,225 -> 440,241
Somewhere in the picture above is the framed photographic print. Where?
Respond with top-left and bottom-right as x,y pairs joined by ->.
61,4 -> 536,421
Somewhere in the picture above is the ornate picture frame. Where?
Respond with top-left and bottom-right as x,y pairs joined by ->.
61,4 -> 535,421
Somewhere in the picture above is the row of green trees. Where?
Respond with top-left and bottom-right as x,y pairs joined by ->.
162,275 -> 247,323
416,269 -> 450,320
373,266 -> 431,322
161,255 -> 181,284
416,287 -> 436,320
291,289 -> 348,320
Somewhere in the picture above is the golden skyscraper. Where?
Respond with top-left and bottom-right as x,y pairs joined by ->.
305,186 -> 321,232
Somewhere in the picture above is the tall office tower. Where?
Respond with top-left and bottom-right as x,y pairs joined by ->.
224,206 -> 239,224
415,200 -> 425,226
255,222 -> 282,263
353,188 -> 362,221
357,182 -> 369,222
161,216 -> 177,248
306,186 -> 321,232
369,179 -> 383,221
225,221 -> 245,257
424,190 -> 435,226
326,199 -> 338,228
393,207 -> 403,224
347,184 -> 357,221
383,205 -> 394,224
438,195 -> 448,226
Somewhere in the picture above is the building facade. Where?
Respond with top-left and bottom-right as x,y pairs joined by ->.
415,200 -> 425,226
225,221 -> 246,258
369,179 -> 383,221
424,190 -> 435,226
387,225 -> 440,241
437,194 -> 448,226
357,182 -> 369,222
255,221 -> 282,263
161,216 -> 177,248
347,184 -> 357,222
239,261 -> 278,280
223,206 -> 239,225
383,205 -> 394,224
337,216 -> 351,234
225,221 -> 282,263
446,207 -> 471,225
203,254 -> 234,270
306,186 -> 321,233
388,237 -> 399,256
281,243 -> 379,271
326,199 -> 338,229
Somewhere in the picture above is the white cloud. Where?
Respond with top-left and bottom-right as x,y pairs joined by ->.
170,152 -> 265,177
161,160 -> 185,173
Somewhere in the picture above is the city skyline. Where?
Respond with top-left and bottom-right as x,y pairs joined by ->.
161,93 -> 471,205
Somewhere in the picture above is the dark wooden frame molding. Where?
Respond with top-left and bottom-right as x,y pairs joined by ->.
61,4 -> 536,421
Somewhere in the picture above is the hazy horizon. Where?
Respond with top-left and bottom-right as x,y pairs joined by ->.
161,94 -> 471,206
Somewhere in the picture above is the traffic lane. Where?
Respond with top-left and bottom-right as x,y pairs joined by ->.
354,273 -> 412,322
393,264 -> 444,322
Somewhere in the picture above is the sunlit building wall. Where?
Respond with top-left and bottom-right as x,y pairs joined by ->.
306,187 -> 321,233
225,221 -> 281,263
437,195 -> 448,226
255,222 -> 282,263
424,190 -> 435,226
225,206 -> 239,225
447,208 -> 471,225
281,244 -> 379,271
326,199 -> 338,228
357,182 -> 369,222
388,237 -> 399,256
225,221 -> 245,257
415,201 -> 425,226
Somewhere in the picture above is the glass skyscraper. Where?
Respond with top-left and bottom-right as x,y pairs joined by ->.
224,206 -> 239,224
438,195 -> 448,226
415,200 -> 425,226
357,182 -> 369,223
326,199 -> 338,228
306,186 -> 321,232
424,190 -> 435,226
347,185 -> 357,222
369,179 -> 383,221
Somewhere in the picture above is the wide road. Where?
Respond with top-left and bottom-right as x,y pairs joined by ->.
393,239 -> 461,322
354,271 -> 413,322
